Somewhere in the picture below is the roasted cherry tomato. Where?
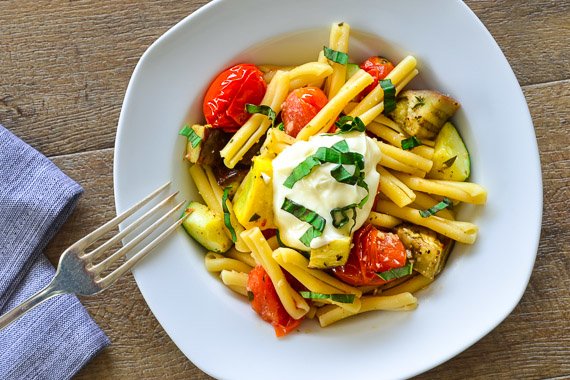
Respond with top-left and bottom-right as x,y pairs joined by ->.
360,56 -> 395,97
203,63 -> 267,131
247,265 -> 302,337
332,224 -> 407,286
281,86 -> 328,137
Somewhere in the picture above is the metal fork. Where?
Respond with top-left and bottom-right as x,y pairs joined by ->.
0,182 -> 185,330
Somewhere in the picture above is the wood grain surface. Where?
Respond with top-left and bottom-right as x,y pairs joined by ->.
1,1 -> 568,379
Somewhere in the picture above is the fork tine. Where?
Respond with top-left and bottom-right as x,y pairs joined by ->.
91,200 -> 186,275
83,191 -> 179,261
97,212 -> 185,289
74,181 -> 171,249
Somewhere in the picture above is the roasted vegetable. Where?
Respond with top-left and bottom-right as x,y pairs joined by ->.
184,124 -> 231,165
233,156 -> 275,230
389,90 -> 460,139
211,164 -> 249,195
428,122 -> 471,181
308,237 -> 351,269
182,201 -> 233,253
396,223 -> 452,279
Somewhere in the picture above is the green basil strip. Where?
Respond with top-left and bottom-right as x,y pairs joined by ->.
330,203 -> 358,230
376,263 -> 413,281
380,79 -> 396,114
283,141 -> 363,189
178,125 -> 202,148
245,104 -> 276,126
401,136 -> 422,150
275,122 -> 285,131
222,187 -> 237,242
330,165 -> 359,185
283,155 -> 322,189
299,291 -> 355,304
335,115 -> 366,133
419,197 -> 453,218
281,198 -> 326,247
323,46 -> 349,65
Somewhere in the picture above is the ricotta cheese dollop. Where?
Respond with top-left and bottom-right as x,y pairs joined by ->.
272,132 -> 381,251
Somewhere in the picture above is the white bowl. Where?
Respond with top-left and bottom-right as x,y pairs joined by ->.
114,1 -> 542,379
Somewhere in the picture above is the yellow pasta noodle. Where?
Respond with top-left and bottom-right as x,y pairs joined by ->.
273,248 -> 362,313
381,274 -> 434,296
377,200 -> 478,244
288,62 -> 334,90
296,69 -> 374,140
367,121 -> 434,160
317,293 -> 417,327
259,127 -> 295,159
393,173 -> 488,204
220,70 -> 290,168
377,165 -> 416,207
225,247 -> 257,268
357,69 -> 419,125
325,22 -> 350,98
367,211 -> 402,229
205,252 -> 252,273
378,155 -> 426,177
241,228 -> 309,319
349,56 -> 417,118
411,191 -> 455,220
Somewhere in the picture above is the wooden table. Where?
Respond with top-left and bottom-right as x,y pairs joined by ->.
1,1 -> 568,378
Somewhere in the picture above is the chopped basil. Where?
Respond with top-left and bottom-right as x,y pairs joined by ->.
222,187 -> 237,242
178,125 -> 202,148
401,136 -> 422,150
330,203 -> 358,231
376,263 -> 413,281
442,155 -> 457,168
299,291 -> 355,304
335,115 -> 366,133
283,141 -> 364,189
281,198 -> 326,247
323,46 -> 349,65
245,104 -> 276,126
275,122 -> 285,131
248,213 -> 261,222
247,291 -> 254,301
419,197 -> 453,218
380,79 -> 396,114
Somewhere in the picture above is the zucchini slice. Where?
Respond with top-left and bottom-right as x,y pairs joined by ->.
428,122 -> 471,181
182,201 -> 233,253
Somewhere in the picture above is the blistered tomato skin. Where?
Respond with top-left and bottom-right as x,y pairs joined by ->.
359,56 -> 395,97
281,87 -> 328,137
247,265 -> 302,337
203,64 -> 267,131
332,224 -> 407,286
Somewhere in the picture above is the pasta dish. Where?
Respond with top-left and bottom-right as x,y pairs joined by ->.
177,22 -> 487,337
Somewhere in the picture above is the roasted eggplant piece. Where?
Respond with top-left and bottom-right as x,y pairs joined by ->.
396,223 -> 453,279
389,90 -> 460,139
184,124 -> 231,166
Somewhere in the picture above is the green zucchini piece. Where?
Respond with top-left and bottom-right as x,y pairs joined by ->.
428,122 -> 471,181
182,201 -> 232,253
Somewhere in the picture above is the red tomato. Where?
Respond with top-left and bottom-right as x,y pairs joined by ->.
203,64 -> 267,131
281,87 -> 328,137
360,56 -> 395,97
332,224 -> 407,286
247,265 -> 302,337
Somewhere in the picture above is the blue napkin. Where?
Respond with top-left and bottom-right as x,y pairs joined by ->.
0,125 -> 110,379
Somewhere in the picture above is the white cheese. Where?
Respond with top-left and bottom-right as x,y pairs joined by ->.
272,132 -> 381,251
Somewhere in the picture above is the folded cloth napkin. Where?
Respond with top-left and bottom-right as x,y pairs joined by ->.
0,125 -> 110,379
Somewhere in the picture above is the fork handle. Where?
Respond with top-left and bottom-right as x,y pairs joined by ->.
0,281 -> 65,330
